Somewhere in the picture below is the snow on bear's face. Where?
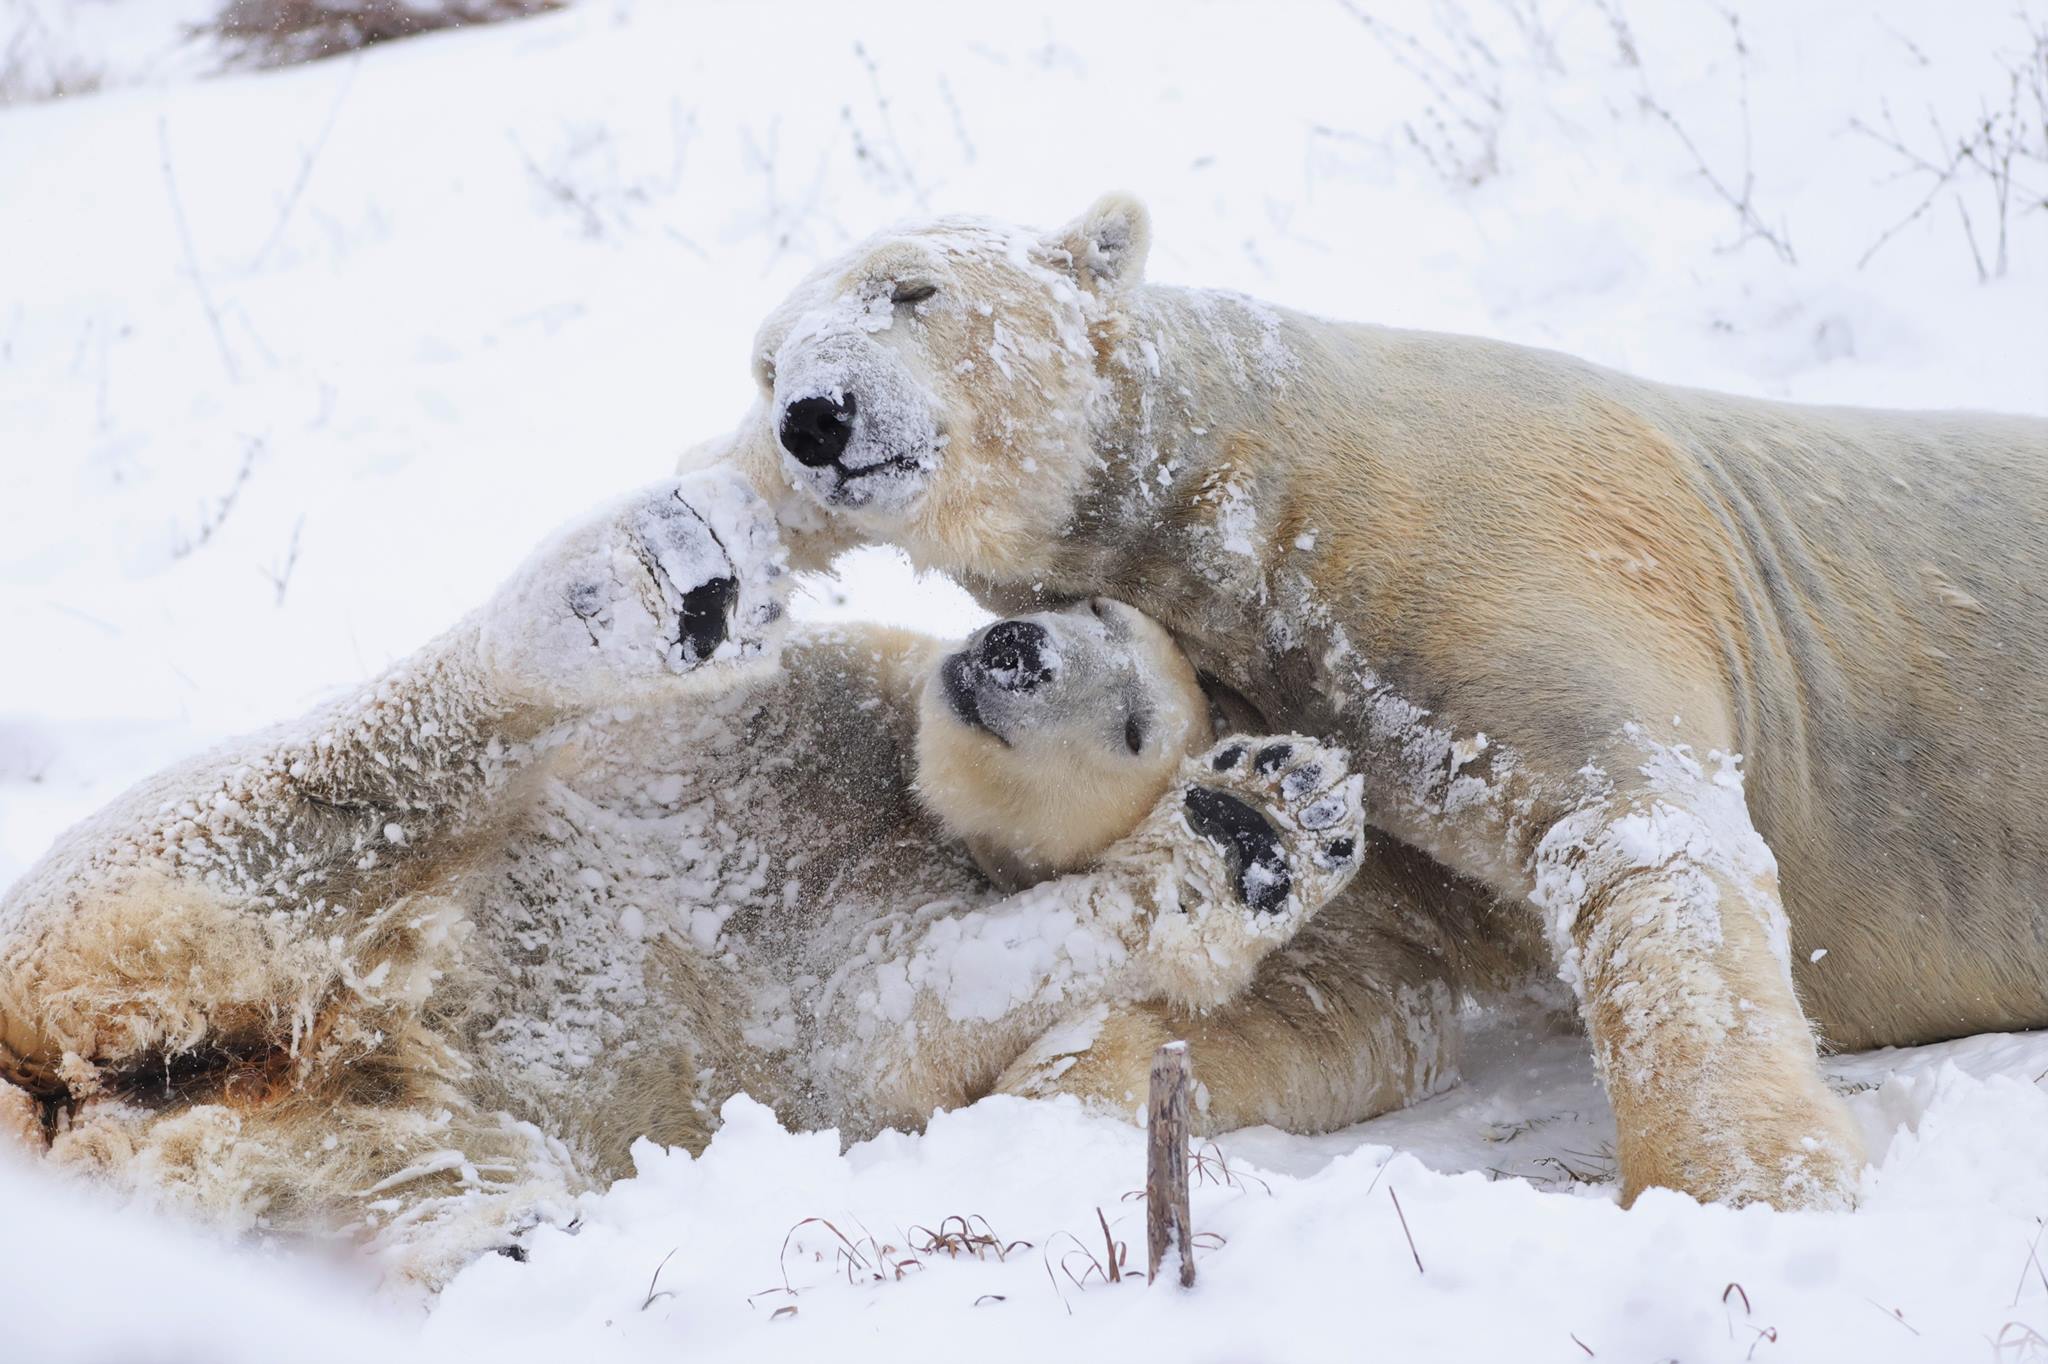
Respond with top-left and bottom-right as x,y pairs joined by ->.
726,197 -> 1150,579
914,595 -> 1207,888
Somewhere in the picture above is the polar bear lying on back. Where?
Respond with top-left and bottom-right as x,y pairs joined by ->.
0,470 -> 1363,1286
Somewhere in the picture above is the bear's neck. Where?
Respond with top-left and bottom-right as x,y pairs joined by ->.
998,285 -> 1389,724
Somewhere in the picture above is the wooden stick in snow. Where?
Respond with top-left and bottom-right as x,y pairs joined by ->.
1146,1040 -> 1196,1287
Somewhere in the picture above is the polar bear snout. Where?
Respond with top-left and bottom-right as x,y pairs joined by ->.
757,310 -> 943,517
976,621 -> 1053,693
938,618 -> 1064,743
779,392 -> 857,469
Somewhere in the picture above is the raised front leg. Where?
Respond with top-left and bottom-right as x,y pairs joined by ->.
816,736 -> 1367,1137
0,471 -> 788,1126
1532,734 -> 1864,1208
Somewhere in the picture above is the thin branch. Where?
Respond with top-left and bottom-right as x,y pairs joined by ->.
159,117 -> 241,382
252,54 -> 361,269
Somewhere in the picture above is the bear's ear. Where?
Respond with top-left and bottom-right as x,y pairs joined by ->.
1045,193 -> 1151,294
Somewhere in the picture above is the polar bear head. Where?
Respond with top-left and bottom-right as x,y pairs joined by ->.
724,196 -> 1150,579
914,595 -> 1206,890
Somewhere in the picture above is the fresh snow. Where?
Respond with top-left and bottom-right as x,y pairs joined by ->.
3,1 -> 2046,1360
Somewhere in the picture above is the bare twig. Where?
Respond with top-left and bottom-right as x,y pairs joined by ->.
259,515 -> 305,605
2015,1219 -> 2048,1307
1334,0 -> 1505,187
937,76 -> 977,163
252,56 -> 361,269
905,1214 -> 1029,1261
1722,1281 -> 1779,1359
172,439 -> 262,559
1096,1207 -> 1123,1284
846,42 -> 928,209
159,118 -> 241,382
1388,1186 -> 1424,1274
1994,1320 -> 2048,1361
1628,6 -> 1796,264
639,1247 -> 678,1310
1850,17 -> 2048,279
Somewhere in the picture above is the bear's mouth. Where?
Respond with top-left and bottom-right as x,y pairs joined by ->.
820,451 -> 929,508
838,451 -> 926,482
941,652 -> 1008,745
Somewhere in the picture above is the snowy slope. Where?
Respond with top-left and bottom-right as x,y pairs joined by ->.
2,1 -> 2046,1360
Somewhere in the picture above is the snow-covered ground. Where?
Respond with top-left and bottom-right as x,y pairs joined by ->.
2,1 -> 2045,1359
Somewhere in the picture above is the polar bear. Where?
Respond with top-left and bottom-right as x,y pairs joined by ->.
721,196 -> 2048,1210
0,469 -> 1365,1286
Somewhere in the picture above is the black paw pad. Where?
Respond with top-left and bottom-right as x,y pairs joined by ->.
1281,763 -> 1325,801
1316,836 -> 1356,869
679,575 -> 736,662
1254,743 -> 1293,774
495,1243 -> 530,1263
1211,744 -> 1247,773
1300,793 -> 1351,830
567,582 -> 607,622
1183,785 -> 1293,914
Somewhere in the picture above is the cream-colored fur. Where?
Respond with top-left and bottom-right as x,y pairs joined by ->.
914,597 -> 1210,887
0,471 -> 1364,1286
1,1076 -> 39,1154
724,195 -> 2048,1210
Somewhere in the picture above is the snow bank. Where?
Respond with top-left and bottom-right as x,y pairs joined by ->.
11,1015 -> 2048,1361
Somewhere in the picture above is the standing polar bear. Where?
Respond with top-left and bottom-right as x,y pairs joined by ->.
724,195 -> 2048,1210
0,469 -> 1367,1285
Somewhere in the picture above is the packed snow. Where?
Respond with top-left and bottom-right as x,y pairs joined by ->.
2,1 -> 2045,1360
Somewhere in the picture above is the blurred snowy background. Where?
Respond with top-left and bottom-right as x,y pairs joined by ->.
1,2 -> 2045,1360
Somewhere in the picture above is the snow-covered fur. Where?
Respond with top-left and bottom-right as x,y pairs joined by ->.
0,470 -> 1365,1288
723,196 -> 2048,1210
914,596 -> 1210,890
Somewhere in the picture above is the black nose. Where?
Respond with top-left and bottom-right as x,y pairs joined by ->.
779,393 -> 856,469
978,621 -> 1053,691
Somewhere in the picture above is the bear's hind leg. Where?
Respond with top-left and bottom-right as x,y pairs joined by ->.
45,1073 -> 579,1290
1,1077 -> 42,1154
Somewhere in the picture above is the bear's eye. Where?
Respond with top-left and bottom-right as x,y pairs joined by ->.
891,282 -> 938,306
1124,713 -> 1147,755
754,352 -> 776,390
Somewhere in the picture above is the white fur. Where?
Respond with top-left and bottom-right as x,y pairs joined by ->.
0,477 -> 1364,1286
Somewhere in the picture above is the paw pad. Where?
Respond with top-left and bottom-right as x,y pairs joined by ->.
1298,792 -> 1351,830
677,574 -> 737,664
1169,734 -> 1367,925
1253,743 -> 1293,774
1182,786 -> 1293,914
1315,836 -> 1357,869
